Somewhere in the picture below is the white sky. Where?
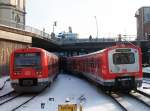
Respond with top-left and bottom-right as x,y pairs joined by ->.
26,0 -> 150,38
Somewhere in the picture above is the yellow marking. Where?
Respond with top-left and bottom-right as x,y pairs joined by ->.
58,104 -> 77,111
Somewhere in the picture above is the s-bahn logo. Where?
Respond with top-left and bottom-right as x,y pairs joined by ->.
24,70 -> 31,75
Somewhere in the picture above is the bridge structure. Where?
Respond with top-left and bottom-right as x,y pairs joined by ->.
0,21 -> 150,76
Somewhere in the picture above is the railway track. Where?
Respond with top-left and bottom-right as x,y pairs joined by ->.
0,91 -> 22,106
11,94 -> 37,111
128,90 -> 150,107
11,87 -> 48,111
106,92 -> 128,111
0,86 -> 48,111
0,92 -> 40,111
143,79 -> 150,84
85,75 -> 150,111
143,81 -> 150,84
135,90 -> 150,98
0,90 -> 16,99
105,90 -> 150,111
0,78 -> 10,90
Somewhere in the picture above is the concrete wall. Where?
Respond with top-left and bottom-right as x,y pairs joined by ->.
0,30 -> 32,43
0,40 -> 30,76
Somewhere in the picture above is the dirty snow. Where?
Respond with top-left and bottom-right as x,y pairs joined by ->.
0,74 -> 149,111
0,74 -> 122,111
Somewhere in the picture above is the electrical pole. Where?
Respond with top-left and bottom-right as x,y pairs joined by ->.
94,16 -> 99,39
53,21 -> 57,33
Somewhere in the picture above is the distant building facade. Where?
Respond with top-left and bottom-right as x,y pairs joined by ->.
135,7 -> 150,40
0,0 -> 26,28
57,32 -> 78,40
57,27 -> 78,40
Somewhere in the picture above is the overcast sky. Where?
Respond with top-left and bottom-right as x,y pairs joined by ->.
26,0 -> 150,38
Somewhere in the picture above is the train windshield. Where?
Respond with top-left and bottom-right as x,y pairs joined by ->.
113,53 -> 135,64
14,53 -> 41,68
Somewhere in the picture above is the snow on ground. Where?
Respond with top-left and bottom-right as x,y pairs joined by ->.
143,67 -> 150,73
138,78 -> 150,94
0,76 -> 13,96
0,74 -> 150,111
18,74 -> 122,111
141,67 -> 150,93
0,94 -> 35,111
0,76 -> 9,88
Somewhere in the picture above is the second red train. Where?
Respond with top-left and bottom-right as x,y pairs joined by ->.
64,44 -> 143,92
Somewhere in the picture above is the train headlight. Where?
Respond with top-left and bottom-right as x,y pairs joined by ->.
36,71 -> 42,75
135,73 -> 139,75
14,72 -> 21,75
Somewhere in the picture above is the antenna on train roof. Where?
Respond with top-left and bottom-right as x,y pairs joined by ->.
117,34 -> 138,48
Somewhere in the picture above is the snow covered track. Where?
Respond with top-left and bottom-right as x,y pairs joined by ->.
0,74 -> 150,111
106,93 -> 127,111
11,86 -> 48,111
129,91 -> 150,108
11,94 -> 37,111
0,91 -> 22,106
0,87 -> 47,111
0,81 -> 7,90
0,90 -> 16,99
105,92 -> 150,111
135,90 -> 150,98
143,79 -> 150,84
143,81 -> 150,84
0,78 -> 10,90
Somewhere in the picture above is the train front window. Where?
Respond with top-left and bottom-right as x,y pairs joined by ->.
113,53 -> 135,64
14,53 -> 41,68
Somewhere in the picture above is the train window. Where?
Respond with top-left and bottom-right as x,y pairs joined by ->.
113,53 -> 135,64
14,52 -> 41,68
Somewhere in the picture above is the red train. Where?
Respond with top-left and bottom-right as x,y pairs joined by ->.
10,47 -> 59,92
65,44 -> 143,91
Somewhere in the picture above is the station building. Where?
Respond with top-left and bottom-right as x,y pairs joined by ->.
135,7 -> 150,40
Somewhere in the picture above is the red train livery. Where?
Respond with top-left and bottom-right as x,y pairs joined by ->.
65,44 -> 143,91
10,47 -> 59,92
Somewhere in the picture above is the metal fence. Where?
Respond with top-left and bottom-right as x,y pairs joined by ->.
58,36 -> 136,44
0,19 -> 59,43
0,19 -> 50,37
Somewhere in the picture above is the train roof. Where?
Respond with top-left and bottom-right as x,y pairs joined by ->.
68,44 -> 140,58
72,49 -> 106,58
13,47 -> 43,51
108,44 -> 140,50
12,47 -> 58,57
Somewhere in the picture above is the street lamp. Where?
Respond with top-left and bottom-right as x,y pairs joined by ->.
94,16 -> 99,39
